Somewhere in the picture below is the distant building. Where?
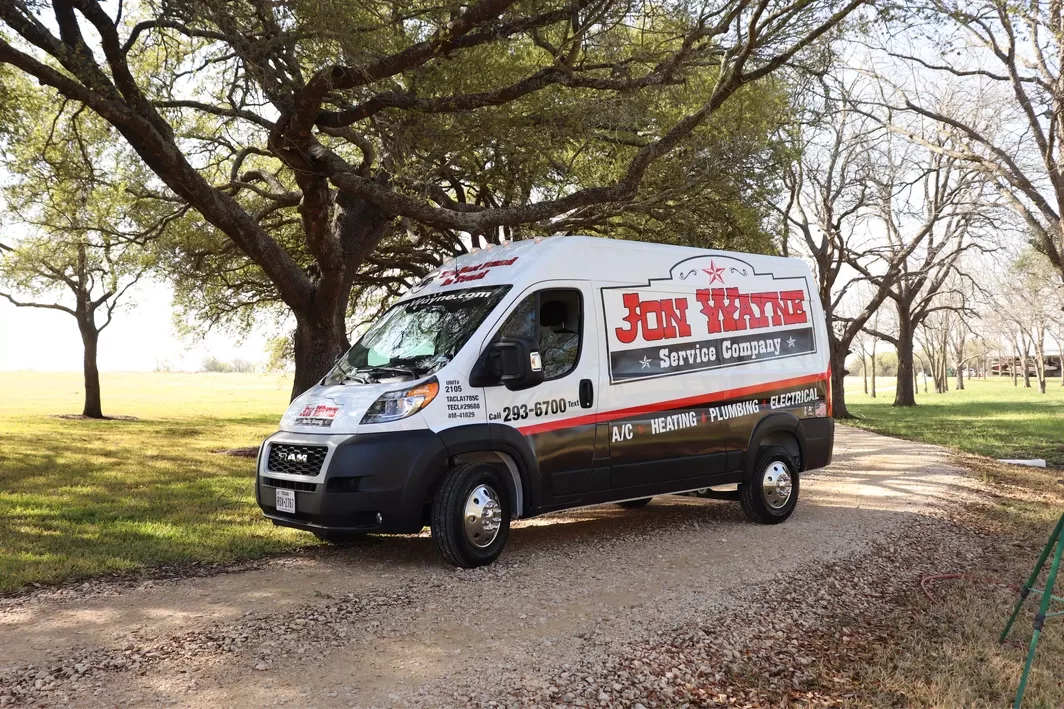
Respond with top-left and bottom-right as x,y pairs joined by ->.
989,347 -> 1063,376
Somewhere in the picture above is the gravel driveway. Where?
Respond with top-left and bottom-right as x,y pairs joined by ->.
0,426 -> 988,708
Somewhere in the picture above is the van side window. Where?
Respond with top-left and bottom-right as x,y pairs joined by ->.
498,289 -> 582,380
499,295 -> 536,340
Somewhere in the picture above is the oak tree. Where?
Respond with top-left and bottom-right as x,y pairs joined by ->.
0,0 -> 865,397
0,235 -> 147,418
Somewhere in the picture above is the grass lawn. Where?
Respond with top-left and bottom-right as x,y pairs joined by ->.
0,370 -> 313,595
842,376 -> 1064,706
862,448 -> 1064,708
844,375 -> 1064,467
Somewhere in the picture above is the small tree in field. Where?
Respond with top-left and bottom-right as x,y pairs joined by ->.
0,235 -> 144,417
993,250 -> 1062,394
853,114 -> 997,408
0,72 -> 155,418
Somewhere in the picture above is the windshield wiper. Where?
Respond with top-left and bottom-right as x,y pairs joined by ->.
357,365 -> 418,378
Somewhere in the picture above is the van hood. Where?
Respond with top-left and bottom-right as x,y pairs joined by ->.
279,379 -> 418,434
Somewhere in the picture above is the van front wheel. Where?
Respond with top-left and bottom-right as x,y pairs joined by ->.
739,446 -> 799,524
431,462 -> 512,568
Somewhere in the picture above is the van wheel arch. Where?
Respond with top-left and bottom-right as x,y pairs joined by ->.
434,424 -> 542,518
450,450 -> 526,518
746,412 -> 806,473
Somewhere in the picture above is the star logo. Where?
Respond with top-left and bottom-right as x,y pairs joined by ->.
786,336 -> 796,348
703,260 -> 726,285
639,355 -> 652,369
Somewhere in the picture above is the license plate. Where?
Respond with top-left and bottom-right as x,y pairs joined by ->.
275,488 -> 296,514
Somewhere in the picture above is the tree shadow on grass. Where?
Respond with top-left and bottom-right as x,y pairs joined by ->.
849,401 -> 1064,466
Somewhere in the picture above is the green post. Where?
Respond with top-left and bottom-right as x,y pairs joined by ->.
1002,512 -> 1064,709
1001,514 -> 1064,643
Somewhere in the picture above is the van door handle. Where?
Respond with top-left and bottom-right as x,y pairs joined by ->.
579,379 -> 594,409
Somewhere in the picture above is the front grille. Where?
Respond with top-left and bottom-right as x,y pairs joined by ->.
263,477 -> 317,493
267,444 -> 327,476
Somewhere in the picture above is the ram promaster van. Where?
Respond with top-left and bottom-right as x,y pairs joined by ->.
257,236 -> 834,567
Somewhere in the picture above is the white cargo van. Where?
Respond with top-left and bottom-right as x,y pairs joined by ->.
257,236 -> 834,567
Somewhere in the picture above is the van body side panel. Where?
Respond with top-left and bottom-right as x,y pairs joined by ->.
604,403 -> 729,489
515,374 -> 829,513
528,424 -> 600,499
590,250 -> 831,497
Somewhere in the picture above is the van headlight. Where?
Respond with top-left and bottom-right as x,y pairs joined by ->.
360,378 -> 440,424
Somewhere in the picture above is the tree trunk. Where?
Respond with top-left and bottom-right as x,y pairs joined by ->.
870,341 -> 877,398
830,346 -> 851,418
862,354 -> 868,394
1034,334 -> 1047,394
894,309 -> 917,407
1011,348 -> 1018,385
291,307 -> 350,400
1021,346 -> 1032,388
956,362 -> 964,390
286,196 -> 391,400
79,323 -> 103,419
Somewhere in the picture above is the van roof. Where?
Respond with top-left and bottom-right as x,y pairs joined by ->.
402,235 -> 806,301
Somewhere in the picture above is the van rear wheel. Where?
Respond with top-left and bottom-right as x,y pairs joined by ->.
617,497 -> 653,508
739,446 -> 799,524
431,462 -> 512,568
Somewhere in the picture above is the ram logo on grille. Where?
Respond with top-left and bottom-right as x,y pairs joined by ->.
267,444 -> 328,476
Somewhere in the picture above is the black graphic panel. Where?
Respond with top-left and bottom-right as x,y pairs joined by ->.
609,326 -> 814,383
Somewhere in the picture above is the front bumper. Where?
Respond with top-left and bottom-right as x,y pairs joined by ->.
256,429 -> 449,534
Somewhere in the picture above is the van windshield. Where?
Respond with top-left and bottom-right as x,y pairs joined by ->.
326,285 -> 511,383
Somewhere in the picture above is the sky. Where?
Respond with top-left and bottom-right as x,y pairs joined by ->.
0,279 -> 276,372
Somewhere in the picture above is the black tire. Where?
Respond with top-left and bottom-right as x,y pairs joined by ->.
617,497 -> 653,508
431,462 -> 512,568
313,530 -> 366,545
739,446 -> 799,524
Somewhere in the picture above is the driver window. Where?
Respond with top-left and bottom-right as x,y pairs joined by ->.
497,289 -> 582,380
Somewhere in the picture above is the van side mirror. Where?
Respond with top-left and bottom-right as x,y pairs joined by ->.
471,336 -> 545,390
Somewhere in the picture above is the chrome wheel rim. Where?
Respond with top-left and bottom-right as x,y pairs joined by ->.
463,484 -> 502,548
761,461 -> 793,510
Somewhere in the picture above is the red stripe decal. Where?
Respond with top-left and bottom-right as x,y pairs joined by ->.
516,371 -> 829,436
